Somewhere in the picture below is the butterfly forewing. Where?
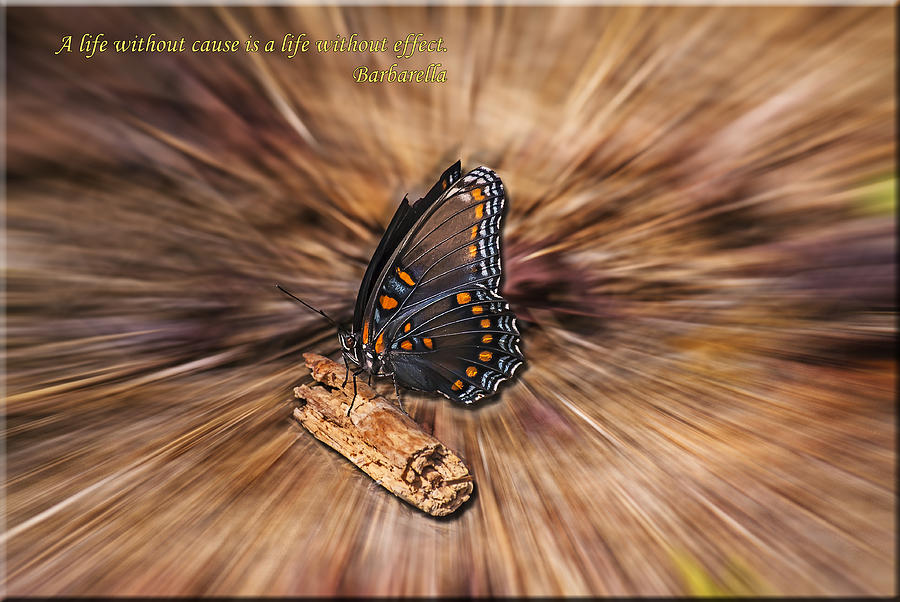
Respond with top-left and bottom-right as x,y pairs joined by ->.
353,162 -> 462,350
357,164 -> 523,403
398,167 -> 505,294
366,168 -> 505,341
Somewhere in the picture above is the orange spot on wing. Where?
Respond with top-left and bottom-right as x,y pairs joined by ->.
442,180 -> 448,190
470,225 -> 479,239
468,244 -> 478,258
380,295 -> 398,309
472,188 -> 485,201
363,321 -> 370,344
475,204 -> 484,219
456,292 -> 471,304
375,332 -> 385,354
404,322 -> 411,333
423,338 -> 433,349
401,340 -> 413,350
479,351 -> 493,361
466,366 -> 478,377
481,334 -> 493,343
480,319 -> 491,328
396,268 -> 416,286
471,305 -> 484,314
452,380 -> 463,391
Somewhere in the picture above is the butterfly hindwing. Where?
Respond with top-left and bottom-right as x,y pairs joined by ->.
389,285 -> 524,403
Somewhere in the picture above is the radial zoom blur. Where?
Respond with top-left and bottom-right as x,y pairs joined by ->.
3,5 -> 895,597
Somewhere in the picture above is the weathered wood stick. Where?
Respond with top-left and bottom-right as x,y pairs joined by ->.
292,353 -> 474,517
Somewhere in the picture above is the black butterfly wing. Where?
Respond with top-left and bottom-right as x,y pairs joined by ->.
389,285 -> 524,403
352,161 -> 461,344
365,165 -> 523,403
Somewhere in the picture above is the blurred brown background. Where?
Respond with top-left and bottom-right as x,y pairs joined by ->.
3,5 -> 895,596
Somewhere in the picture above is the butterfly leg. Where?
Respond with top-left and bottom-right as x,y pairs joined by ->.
341,358 -> 350,388
347,368 -> 365,416
391,373 -> 405,414
348,374 -> 357,416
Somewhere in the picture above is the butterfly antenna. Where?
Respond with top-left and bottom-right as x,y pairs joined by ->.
274,283 -> 338,327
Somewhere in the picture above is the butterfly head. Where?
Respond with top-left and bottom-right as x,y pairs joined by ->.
338,327 -> 361,366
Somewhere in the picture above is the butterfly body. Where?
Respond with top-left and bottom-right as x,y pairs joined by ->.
338,161 -> 524,404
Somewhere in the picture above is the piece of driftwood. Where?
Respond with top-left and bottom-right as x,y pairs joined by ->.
292,353 -> 474,517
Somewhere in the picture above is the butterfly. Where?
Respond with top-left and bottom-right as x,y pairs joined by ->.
279,161 -> 524,408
